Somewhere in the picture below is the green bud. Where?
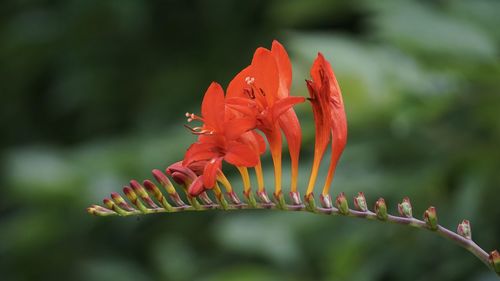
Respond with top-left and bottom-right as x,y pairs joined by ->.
335,192 -> 349,215
424,206 -> 438,230
374,198 -> 388,220
489,250 -> 500,275
398,197 -> 413,218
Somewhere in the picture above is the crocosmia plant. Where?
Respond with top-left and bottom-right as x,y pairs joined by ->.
87,41 -> 500,276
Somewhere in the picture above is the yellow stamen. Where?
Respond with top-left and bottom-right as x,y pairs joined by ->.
237,166 -> 251,194
216,171 -> 233,193
254,162 -> 265,192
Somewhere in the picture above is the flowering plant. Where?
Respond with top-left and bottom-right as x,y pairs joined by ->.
87,41 -> 500,276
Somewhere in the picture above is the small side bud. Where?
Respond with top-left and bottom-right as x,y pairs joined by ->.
335,193 -> 349,215
374,198 -> 388,220
457,220 -> 472,240
397,197 -> 413,218
424,206 -> 438,231
87,205 -> 116,216
273,191 -> 287,210
353,192 -> 367,212
320,194 -> 333,209
304,193 -> 317,213
244,190 -> 258,208
489,250 -> 500,275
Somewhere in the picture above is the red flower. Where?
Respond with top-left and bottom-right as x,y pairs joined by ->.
305,53 -> 347,196
226,41 -> 305,195
182,82 -> 262,195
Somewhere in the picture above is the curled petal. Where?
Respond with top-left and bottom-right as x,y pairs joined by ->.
166,161 -> 198,186
188,176 -> 206,196
202,158 -> 223,188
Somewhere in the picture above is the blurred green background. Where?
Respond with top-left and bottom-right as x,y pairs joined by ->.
1,0 -> 500,280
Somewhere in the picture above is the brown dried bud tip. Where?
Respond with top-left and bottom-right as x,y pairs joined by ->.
374,198 -> 388,220
353,192 -> 367,212
424,206 -> 438,231
457,220 -> 472,240
397,197 -> 413,218
335,192 -> 349,215
320,194 -> 333,209
490,250 -> 500,274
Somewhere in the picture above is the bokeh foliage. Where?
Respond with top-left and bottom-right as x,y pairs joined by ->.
1,0 -> 500,280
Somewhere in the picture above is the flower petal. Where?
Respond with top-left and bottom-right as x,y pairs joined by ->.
188,176 -> 206,196
224,142 -> 259,167
202,82 -> 226,131
271,96 -> 305,122
183,141 -> 219,166
250,47 -> 279,105
224,117 -> 256,141
226,66 -> 252,98
271,40 -> 292,99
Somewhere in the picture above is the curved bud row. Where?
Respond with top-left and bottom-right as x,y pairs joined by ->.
86,40 -> 499,276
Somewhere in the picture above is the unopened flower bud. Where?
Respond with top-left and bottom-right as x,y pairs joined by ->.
374,198 -> 388,220
335,192 -> 349,215
166,161 -> 198,187
304,193 -> 317,212
130,180 -> 158,208
273,191 -> 286,210
353,192 -> 367,212
457,219 -> 471,240
152,169 -> 176,195
424,206 -> 438,230
489,250 -> 500,274
398,197 -> 413,218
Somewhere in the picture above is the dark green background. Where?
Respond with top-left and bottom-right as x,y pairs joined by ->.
1,0 -> 500,280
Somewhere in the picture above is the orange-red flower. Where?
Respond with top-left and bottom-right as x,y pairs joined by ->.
226,41 -> 305,195
182,82 -> 262,195
305,53 -> 347,196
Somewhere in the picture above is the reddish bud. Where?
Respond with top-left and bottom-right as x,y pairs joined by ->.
353,192 -> 367,212
152,169 -> 176,195
335,192 -> 349,215
166,161 -> 198,187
